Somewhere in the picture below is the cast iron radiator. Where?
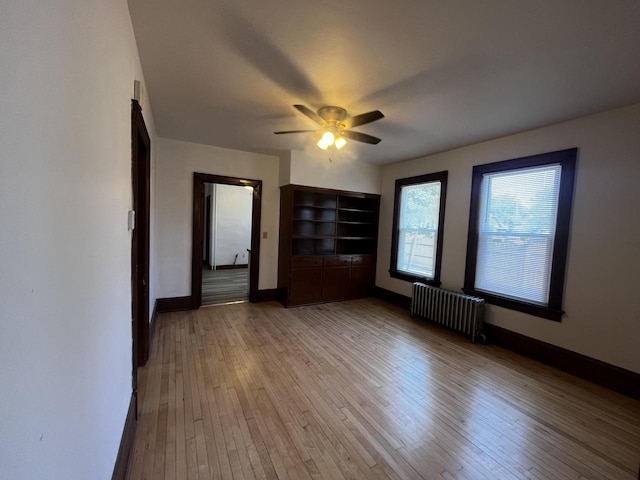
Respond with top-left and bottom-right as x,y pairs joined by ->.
410,282 -> 486,343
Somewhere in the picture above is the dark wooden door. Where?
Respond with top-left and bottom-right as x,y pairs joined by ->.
131,99 -> 150,375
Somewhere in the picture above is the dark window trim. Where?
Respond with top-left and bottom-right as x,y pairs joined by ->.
390,171 -> 448,286
463,148 -> 577,321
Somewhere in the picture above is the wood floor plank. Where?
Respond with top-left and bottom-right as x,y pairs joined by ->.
165,320 -> 178,480
128,299 -> 640,480
174,318 -> 188,480
139,324 -> 166,480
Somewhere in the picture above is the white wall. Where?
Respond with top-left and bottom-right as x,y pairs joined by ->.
155,138 -> 280,296
0,1 -> 157,479
278,150 -> 292,187
289,149 -> 382,194
377,103 -> 640,373
212,184 -> 253,266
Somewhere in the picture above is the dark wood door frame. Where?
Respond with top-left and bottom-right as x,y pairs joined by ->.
204,195 -> 212,268
131,99 -> 150,374
191,173 -> 262,308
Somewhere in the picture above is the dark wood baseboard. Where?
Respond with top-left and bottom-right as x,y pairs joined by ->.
254,288 -> 281,303
372,286 -> 411,310
156,296 -> 192,313
485,324 -> 640,400
216,264 -> 249,270
156,289 -> 274,311
111,393 -> 137,480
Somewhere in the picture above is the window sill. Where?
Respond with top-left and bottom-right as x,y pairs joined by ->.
390,270 -> 441,287
462,288 -> 563,321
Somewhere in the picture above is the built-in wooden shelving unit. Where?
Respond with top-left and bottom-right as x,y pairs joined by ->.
278,185 -> 380,306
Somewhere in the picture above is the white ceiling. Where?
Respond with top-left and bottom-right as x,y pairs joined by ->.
128,0 -> 640,165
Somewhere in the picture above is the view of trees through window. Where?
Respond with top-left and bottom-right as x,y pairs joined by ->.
481,166 -> 560,234
397,181 -> 442,278
475,164 -> 561,304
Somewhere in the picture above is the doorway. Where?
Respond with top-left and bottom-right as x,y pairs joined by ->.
201,183 -> 252,305
191,173 -> 262,309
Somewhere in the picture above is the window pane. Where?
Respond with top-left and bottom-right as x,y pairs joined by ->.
476,233 -> 553,304
397,181 -> 441,278
397,229 -> 437,277
475,165 -> 561,305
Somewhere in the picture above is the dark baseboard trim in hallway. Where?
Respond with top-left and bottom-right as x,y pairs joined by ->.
111,393 -> 136,480
157,296 -> 192,313
155,289 -> 280,315
255,288 -> 280,302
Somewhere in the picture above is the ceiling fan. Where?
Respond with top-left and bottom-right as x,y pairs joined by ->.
274,105 -> 384,150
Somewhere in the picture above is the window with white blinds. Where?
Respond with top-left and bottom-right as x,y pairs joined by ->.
475,164 -> 561,305
463,148 -> 576,321
391,171 -> 448,284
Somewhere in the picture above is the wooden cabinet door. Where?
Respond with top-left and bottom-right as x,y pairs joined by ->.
350,265 -> 376,298
322,267 -> 351,301
289,268 -> 323,305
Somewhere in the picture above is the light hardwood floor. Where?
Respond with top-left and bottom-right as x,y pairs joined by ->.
128,299 -> 640,480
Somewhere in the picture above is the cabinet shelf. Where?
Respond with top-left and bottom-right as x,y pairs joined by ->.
337,207 -> 376,213
293,235 -> 376,240
337,221 -> 375,225
338,236 -> 376,240
293,203 -> 337,210
292,235 -> 335,239
293,218 -> 335,222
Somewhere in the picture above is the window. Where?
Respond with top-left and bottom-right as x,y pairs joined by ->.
390,171 -> 448,285
464,148 -> 577,321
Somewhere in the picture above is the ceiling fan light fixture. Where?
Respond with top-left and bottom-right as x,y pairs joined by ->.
317,131 -> 335,150
276,105 -> 383,149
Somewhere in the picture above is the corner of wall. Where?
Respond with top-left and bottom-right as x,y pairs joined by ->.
278,151 -> 292,186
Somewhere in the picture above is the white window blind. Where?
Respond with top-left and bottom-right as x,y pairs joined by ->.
475,164 -> 561,305
397,181 -> 441,278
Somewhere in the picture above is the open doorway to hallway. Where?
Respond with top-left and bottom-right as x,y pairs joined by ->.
191,172 -> 262,309
202,183 -> 252,305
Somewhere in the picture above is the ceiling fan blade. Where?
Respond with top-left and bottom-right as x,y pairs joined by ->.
341,130 -> 382,145
274,130 -> 316,134
343,110 -> 384,129
293,104 -> 325,125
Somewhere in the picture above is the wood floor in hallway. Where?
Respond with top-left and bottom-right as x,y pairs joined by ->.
128,299 -> 640,480
201,267 -> 248,306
